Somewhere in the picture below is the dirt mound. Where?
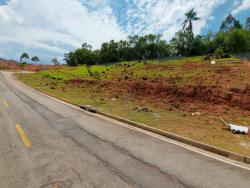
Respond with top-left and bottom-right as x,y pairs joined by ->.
65,61 -> 250,114
129,81 -> 250,111
0,59 -> 19,70
67,77 -> 250,113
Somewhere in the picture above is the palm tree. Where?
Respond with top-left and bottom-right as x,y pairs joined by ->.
182,9 -> 200,54
19,53 -> 29,80
31,56 -> 40,64
182,9 -> 200,39
20,53 -> 29,63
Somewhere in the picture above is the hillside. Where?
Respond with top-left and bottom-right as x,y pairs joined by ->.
0,58 -> 60,71
20,56 -> 250,156
0,58 -> 19,70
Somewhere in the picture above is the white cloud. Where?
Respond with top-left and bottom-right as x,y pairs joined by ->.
232,0 -> 250,15
0,0 -> 125,62
0,0 -> 229,63
125,0 -> 226,40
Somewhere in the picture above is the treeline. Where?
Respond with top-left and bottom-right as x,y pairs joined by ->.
65,12 -> 250,66
64,34 -> 170,66
19,53 -> 60,65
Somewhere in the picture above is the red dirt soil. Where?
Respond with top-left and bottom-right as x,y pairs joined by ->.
65,61 -> 250,116
67,78 -> 250,115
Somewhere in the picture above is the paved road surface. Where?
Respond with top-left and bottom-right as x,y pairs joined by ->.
0,71 -> 249,188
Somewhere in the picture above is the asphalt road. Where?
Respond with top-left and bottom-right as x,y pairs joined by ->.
0,71 -> 250,188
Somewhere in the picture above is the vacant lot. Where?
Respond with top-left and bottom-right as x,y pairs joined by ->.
20,57 -> 250,156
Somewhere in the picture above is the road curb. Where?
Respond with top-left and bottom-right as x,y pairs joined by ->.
97,111 -> 250,164
14,75 -> 250,164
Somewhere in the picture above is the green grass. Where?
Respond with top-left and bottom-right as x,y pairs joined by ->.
35,56 -> 241,81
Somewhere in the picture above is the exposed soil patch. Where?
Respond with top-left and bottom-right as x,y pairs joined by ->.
64,61 -> 250,116
181,62 -> 205,71
67,76 -> 250,114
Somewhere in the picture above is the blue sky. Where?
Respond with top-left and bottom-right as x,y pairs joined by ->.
0,0 -> 249,64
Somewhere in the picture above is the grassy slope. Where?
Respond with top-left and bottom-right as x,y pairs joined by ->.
19,56 -> 250,156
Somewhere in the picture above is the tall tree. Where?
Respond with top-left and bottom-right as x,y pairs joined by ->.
182,9 -> 200,54
171,31 -> 189,56
100,40 -> 120,63
182,9 -> 200,39
224,29 -> 250,52
128,35 -> 140,59
20,53 -> 29,63
82,43 -> 92,50
51,57 -> 60,65
31,56 -> 40,64
202,31 -> 215,54
245,17 -> 250,30
220,14 -> 242,32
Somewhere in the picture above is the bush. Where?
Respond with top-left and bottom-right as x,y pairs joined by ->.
214,47 -> 224,56
214,47 -> 224,58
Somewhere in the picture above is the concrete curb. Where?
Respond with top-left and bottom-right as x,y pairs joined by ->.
15,75 -> 250,164
97,111 -> 250,164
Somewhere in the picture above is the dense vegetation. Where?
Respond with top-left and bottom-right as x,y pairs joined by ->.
65,12 -> 250,66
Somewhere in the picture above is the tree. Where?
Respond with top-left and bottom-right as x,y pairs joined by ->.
118,40 -> 133,61
64,43 -> 99,66
182,9 -> 200,54
171,31 -> 189,56
20,53 -> 29,63
31,56 -> 40,64
220,14 -> 242,33
19,52 -> 29,80
182,9 -> 200,38
202,31 -> 215,54
224,29 -> 250,53
82,43 -> 92,50
214,47 -> 224,58
100,40 -> 120,63
128,35 -> 140,59
52,57 -> 60,65
144,34 -> 162,59
64,52 -> 77,66
245,17 -> 250,30
191,35 -> 206,55
156,39 -> 170,57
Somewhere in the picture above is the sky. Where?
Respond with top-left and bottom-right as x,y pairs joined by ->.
0,0 -> 249,64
